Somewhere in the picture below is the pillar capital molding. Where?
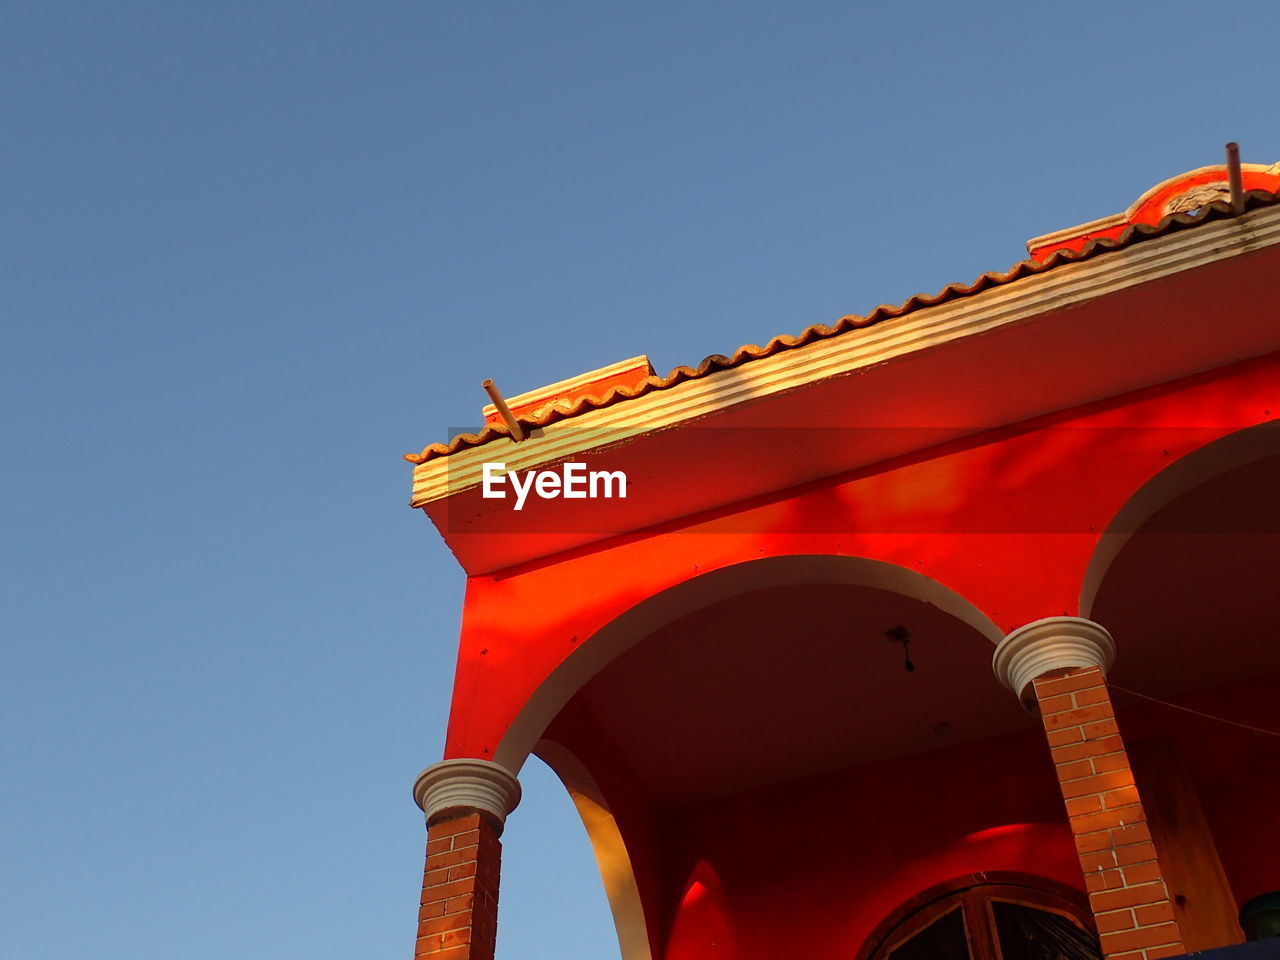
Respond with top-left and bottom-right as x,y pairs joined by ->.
993,616 -> 1116,706
412,758 -> 522,833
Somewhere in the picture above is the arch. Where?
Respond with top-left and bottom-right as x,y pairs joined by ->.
1026,161 -> 1280,260
494,554 -> 1004,773
1124,161 -> 1280,223
1079,420 -> 1280,618
535,739 -> 652,960
856,872 -> 1096,960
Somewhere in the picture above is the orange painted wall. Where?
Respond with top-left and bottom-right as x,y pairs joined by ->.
442,353 -> 1280,764
437,352 -> 1280,959
435,350 -> 1280,958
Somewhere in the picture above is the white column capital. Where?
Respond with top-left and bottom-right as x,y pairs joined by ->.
993,616 -> 1116,708
412,758 -> 522,834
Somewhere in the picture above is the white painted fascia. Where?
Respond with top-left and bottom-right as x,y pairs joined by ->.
412,204 -> 1280,509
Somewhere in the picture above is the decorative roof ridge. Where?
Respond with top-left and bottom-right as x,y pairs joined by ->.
405,188 -> 1280,466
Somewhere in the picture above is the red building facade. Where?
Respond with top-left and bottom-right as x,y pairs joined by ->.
404,160 -> 1280,960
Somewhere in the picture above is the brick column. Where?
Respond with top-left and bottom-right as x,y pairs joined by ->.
415,813 -> 501,959
994,618 -> 1185,960
411,759 -> 522,960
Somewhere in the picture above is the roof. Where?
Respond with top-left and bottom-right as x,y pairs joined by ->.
405,185 -> 1280,467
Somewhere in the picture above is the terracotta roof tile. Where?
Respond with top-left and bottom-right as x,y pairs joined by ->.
405,189 -> 1280,465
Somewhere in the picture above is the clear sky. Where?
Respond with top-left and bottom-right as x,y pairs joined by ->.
3,3 -> 1278,958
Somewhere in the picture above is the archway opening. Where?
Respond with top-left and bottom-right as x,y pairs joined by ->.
1089,444 -> 1280,944
495,754 -> 622,959
514,556 -> 1074,960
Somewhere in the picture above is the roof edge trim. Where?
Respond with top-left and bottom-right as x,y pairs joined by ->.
409,199 -> 1280,508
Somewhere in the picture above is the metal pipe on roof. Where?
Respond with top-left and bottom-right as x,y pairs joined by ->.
1226,142 -> 1245,214
482,379 -> 526,442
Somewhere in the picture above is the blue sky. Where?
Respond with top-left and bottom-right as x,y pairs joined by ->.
3,3 -> 1278,958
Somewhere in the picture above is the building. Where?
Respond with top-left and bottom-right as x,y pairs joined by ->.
403,155 -> 1280,960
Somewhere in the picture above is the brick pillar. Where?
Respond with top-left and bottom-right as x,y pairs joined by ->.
414,812 -> 502,959
411,759 -> 522,960
1033,665 -> 1185,960
994,617 -> 1185,960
